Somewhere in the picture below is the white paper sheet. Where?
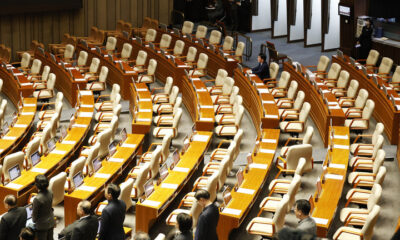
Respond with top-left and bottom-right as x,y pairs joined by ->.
94,173 -> 111,179
108,158 -> 124,163
161,183 -> 178,189
142,200 -> 161,207
250,163 -> 268,169
173,167 -> 190,173
121,143 -> 137,148
78,185 -> 96,192
192,134 -> 210,142
31,168 -> 47,173
222,208 -> 241,215
6,183 -> 23,190
237,188 -> 255,195
259,149 -> 275,154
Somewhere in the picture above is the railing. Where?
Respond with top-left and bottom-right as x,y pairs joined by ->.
234,32 -> 252,61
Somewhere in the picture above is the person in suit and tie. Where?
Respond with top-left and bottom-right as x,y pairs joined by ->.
32,174 -> 55,240
251,53 -> 270,80
59,200 -> 99,240
98,183 -> 126,240
0,194 -> 27,240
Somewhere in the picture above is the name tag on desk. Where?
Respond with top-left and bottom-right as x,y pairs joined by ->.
249,163 -> 268,170
6,183 -> 23,190
222,208 -> 241,216
236,188 -> 255,195
121,143 -> 137,148
94,173 -> 111,179
161,183 -> 178,189
142,200 -> 161,207
173,167 -> 190,173
77,185 -> 96,192
31,167 -> 47,173
312,217 -> 329,225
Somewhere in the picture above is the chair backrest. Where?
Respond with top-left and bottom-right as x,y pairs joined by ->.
121,43 -> 133,59
47,73 -> 56,90
232,96 -> 243,113
25,137 -> 41,168
21,52 -> 31,69
223,36 -> 234,51
106,37 -> 117,51
361,205 -> 380,240
222,77 -> 235,95
215,69 -> 228,86
354,89 -> 368,109
182,21 -> 194,35
362,99 -> 375,121
287,174 -> 302,212
347,80 -> 359,98
76,51 -> 88,68
217,157 -> 230,189
161,133 -> 172,162
164,77 -> 173,94
367,184 -> 382,212
366,50 -> 379,66
278,71 -> 290,89
235,42 -> 245,59
371,149 -> 385,176
49,112 -> 60,138
287,81 -> 298,99
0,78 -> 3,93
172,108 -> 183,128
39,126 -> 52,154
197,53 -> 208,69
196,25 -> 208,39
206,172 -> 219,202
209,30 -> 222,45
286,144 -> 313,172
145,29 -> 157,42
149,146 -> 162,177
97,66 -> 108,83
86,142 -> 100,175
98,128 -> 112,158
109,116 -> 119,141
119,178 -> 134,210
233,129 -> 244,159
64,44 -> 75,59
3,152 -> 24,183
336,70 -> 350,88
317,55 -> 330,72
302,126 -> 314,144
270,62 -> 279,79
169,86 -> 179,104
375,166 -> 386,185
293,91 -> 305,110
229,87 -> 240,104
372,123 -> 384,144
147,59 -> 157,75
110,84 -> 121,101
136,50 -> 147,66
134,163 -> 150,197
378,57 -> 393,74
299,102 -> 311,122
174,97 -> 182,112
326,63 -> 341,79
295,157 -> 307,175
189,199 -> 203,227
154,234 -> 166,240
89,57 -> 100,73
68,156 -> 86,190
160,34 -> 172,49
173,40 -> 185,56
49,172 -> 67,206
391,66 -> 400,84
30,59 -> 42,75
235,105 -> 245,126
186,47 -> 197,62
273,194 -> 289,231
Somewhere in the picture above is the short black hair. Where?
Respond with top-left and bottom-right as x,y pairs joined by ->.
107,183 -> 121,200
35,175 -> 49,192
177,212 -> 193,233
259,53 -> 266,62
79,200 -> 92,215
134,231 -> 150,240
295,199 -> 311,215
19,227 -> 35,240
4,194 -> 17,206
194,189 -> 210,201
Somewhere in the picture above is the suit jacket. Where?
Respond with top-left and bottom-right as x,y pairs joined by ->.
32,190 -> 55,231
0,207 -> 27,240
60,215 -> 99,240
194,204 -> 219,240
98,199 -> 126,240
297,217 -> 317,236
252,61 -> 270,80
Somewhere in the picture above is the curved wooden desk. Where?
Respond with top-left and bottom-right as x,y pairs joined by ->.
129,83 -> 153,134
283,63 -> 345,147
217,129 -> 280,240
135,131 -> 212,233
64,134 -> 144,226
0,90 -> 94,214
0,64 -> 34,105
155,29 -> 238,77
310,126 -> 349,237
332,55 -> 400,144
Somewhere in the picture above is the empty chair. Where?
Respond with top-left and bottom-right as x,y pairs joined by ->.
206,69 -> 228,93
345,99 -> 375,132
305,55 -> 330,78
182,21 -> 194,35
94,84 -> 120,111
215,105 -> 244,137
333,205 -> 380,240
153,86 -> 179,114
144,29 -> 157,43
171,40 -> 185,57
33,74 -> 56,100
24,137 -> 41,169
82,128 -> 112,159
119,178 -> 134,211
90,115 -> 119,143
213,85 -> 239,106
38,126 -> 52,155
209,30 -> 222,45
137,59 -> 157,83
131,163 -> 150,199
196,156 -> 230,191
356,49 -> 379,69
142,133 -> 172,164
268,71 -> 290,91
76,51 -> 88,68
153,99 -> 182,126
273,80 -> 298,99
118,43 -> 133,61
336,79 -> 359,100
195,25 -> 208,39
233,42 -> 245,63
132,50 -> 148,72
177,46 -> 197,66
48,172 -> 67,206
38,92 -> 64,120
60,44 -> 75,61
319,62 -> 341,81
96,93 -> 121,114
280,102 -> 311,135
86,66 -> 108,91
350,123 -> 384,156
0,99 -> 7,127
215,99 -> 243,125
263,62 -> 280,87
222,36 -> 234,52
105,36 -> 117,53
341,89 -> 369,117
326,70 -> 350,89
26,59 -> 42,78
83,57 -> 100,79
84,142 -> 101,176
348,150 -> 385,186
189,53 -> 208,77
376,57 -> 393,76
157,34 -> 172,50
210,77 -> 235,102
151,77 -> 174,102
280,126 -> 313,158
65,156 -> 86,192
2,151 -> 24,184
16,52 -> 31,70
279,90 -> 305,119
95,103 -> 121,122
153,108 -> 182,138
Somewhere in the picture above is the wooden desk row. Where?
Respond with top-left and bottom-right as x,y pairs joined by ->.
311,126 -> 350,237
129,83 -> 153,134
332,55 -> 400,144
136,131 -> 213,233
0,90 -> 94,214
217,129 -> 280,239
0,64 -> 34,105
283,62 -> 345,147
64,133 -> 144,225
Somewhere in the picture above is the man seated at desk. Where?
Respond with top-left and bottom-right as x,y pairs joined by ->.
294,199 -> 316,236
251,53 -> 270,80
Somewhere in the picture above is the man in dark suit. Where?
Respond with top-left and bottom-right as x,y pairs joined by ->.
98,183 -> 126,240
0,194 -> 27,240
194,190 -> 219,240
251,53 -> 270,80
59,200 -> 99,240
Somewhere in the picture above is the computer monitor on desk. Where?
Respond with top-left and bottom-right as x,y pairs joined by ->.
73,172 -> 84,189
93,158 -> 102,172
235,168 -> 244,191
47,138 -> 56,153
8,165 -> 21,182
144,179 -> 155,198
31,151 -> 41,167
120,128 -> 127,143
2,122 -> 9,136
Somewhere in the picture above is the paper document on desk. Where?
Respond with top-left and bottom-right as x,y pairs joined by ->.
72,124 -> 88,128
334,134 -> 348,139
173,167 -> 190,173
324,174 -> 343,180
161,183 -> 178,189
79,90 -> 93,96
312,217 -> 329,225
136,118 -> 150,122
264,114 -> 279,119
259,148 -> 275,154
6,183 -> 23,190
13,124 -> 27,128
142,200 -> 161,207
329,163 -> 346,169
80,104 -> 93,108
108,158 -> 124,163
3,136 -> 16,140
262,100 -> 275,104
222,208 -> 241,216
51,150 -> 67,155
138,109 -> 151,112
31,168 -> 47,173
62,140 -> 76,145
94,173 -> 111,179
78,112 -> 93,118
236,188 -> 255,195
333,144 -> 349,150
192,134 -> 210,142
136,88 -> 147,91
250,163 -> 268,169
24,104 -> 36,107
121,143 -> 137,148
21,112 -> 34,115
258,89 -> 269,94
199,117 -> 213,121
262,139 -> 277,143
77,185 -> 96,192
20,83 -> 33,86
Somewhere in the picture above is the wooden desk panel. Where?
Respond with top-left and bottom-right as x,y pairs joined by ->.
64,134 -> 144,225
217,129 -> 280,239
0,65 -> 34,105
129,83 -> 153,134
135,131 -> 212,233
332,55 -> 400,144
283,63 -> 345,147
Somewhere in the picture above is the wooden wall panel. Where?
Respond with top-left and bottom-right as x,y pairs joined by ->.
0,0 -> 173,61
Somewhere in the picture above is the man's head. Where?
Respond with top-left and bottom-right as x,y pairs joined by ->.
35,174 -> 49,192
133,231 -> 150,240
19,227 -> 35,240
294,199 -> 311,220
4,194 -> 17,210
194,189 -> 211,207
258,53 -> 266,64
177,212 -> 193,233
77,200 -> 91,218
105,183 -> 120,201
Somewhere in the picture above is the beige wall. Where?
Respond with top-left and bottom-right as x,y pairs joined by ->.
0,0 -> 173,60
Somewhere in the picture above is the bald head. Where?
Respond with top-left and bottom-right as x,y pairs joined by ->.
77,200 -> 91,217
4,194 -> 17,210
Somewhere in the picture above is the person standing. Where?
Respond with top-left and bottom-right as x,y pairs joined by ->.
229,0 -> 241,31
32,175 -> 55,240
98,183 -> 126,240
0,195 -> 27,240
251,53 -> 270,80
294,199 -> 316,236
357,18 -> 373,60
59,200 -> 99,240
194,190 -> 219,240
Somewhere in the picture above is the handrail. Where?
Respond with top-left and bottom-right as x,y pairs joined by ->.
234,32 -> 252,61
